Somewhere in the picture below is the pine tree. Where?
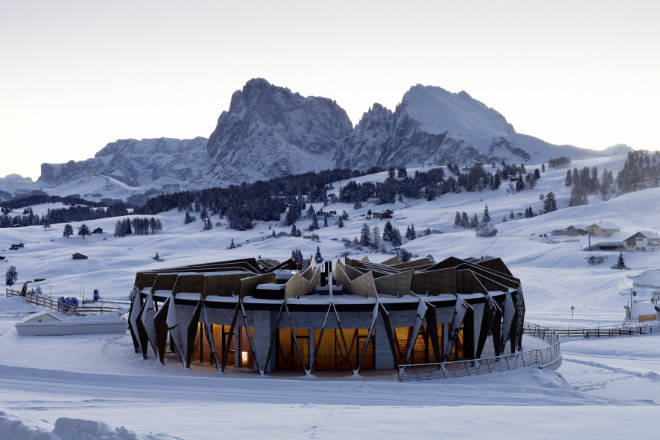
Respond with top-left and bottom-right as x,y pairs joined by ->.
391,228 -> 402,247
482,205 -> 490,224
565,169 -> 572,186
616,252 -> 626,269
382,221 -> 394,241
114,221 -> 124,237
78,224 -> 91,239
63,224 -> 74,238
470,214 -> 479,228
291,224 -> 298,236
315,246 -> 323,263
337,216 -> 344,228
5,265 -> 18,286
461,212 -> 469,228
203,218 -> 213,230
372,225 -> 381,249
229,239 -> 236,249
405,224 -> 416,240
454,212 -> 462,228
543,192 -> 557,212
291,249 -> 303,265
360,223 -> 372,247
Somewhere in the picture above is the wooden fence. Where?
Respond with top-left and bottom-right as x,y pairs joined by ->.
5,288 -> 122,316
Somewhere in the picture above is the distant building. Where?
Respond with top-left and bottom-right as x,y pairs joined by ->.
587,241 -> 624,251
552,225 -> 587,236
92,227 -> 103,234
586,221 -> 620,237
72,253 -> 88,260
624,231 -> 660,252
372,209 -> 394,219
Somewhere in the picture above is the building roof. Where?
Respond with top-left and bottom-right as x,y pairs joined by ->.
588,221 -> 620,230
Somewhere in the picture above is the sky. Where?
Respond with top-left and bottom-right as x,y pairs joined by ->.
1,0 -> 659,180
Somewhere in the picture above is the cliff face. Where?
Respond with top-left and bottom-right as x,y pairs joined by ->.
203,78 -> 353,184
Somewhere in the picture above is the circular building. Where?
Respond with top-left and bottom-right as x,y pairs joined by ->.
128,255 -> 525,374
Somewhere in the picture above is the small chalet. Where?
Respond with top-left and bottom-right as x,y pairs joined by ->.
624,231 -> 660,252
72,253 -> 88,260
373,209 -> 394,220
552,225 -> 587,236
586,221 -> 620,237
92,227 -> 103,234
9,243 -> 23,250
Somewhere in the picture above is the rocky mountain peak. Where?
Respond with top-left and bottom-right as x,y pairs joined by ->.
204,79 -> 353,183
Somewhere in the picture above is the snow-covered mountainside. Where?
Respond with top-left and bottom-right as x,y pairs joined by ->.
203,78 -> 353,183
336,85 -> 609,169
39,137 -> 208,189
2,79 -> 632,202
0,174 -> 35,201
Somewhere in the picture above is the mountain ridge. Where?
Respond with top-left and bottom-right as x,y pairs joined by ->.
1,79 -> 630,201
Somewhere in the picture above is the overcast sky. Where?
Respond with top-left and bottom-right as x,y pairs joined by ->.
1,0 -> 658,180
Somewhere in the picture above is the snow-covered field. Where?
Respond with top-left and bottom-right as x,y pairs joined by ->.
1,155 -> 660,439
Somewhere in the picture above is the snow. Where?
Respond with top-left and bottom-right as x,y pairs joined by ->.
403,85 -> 514,137
1,153 -> 660,438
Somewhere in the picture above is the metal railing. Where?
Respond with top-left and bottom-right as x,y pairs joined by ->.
551,326 -> 655,338
5,288 -> 122,316
398,323 -> 561,381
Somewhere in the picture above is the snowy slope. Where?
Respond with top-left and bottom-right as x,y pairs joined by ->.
1,153 -> 660,438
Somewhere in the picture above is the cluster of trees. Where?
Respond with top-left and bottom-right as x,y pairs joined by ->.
548,156 -> 571,168
565,165 -> 613,206
63,223 -> 92,239
616,150 -> 660,194
339,163 -> 524,206
453,206 -> 497,236
115,217 -> 163,237
454,206 -> 491,229
350,220 -> 411,251
0,195 -> 130,229
137,168 -> 384,231
289,247 -> 323,266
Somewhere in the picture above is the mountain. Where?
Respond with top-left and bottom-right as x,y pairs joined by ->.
336,85 -> 606,169
37,137 -> 208,193
0,174 -> 35,201
1,79 -> 630,202
204,78 -> 353,183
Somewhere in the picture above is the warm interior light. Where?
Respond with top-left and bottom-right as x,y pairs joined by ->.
241,351 -> 248,364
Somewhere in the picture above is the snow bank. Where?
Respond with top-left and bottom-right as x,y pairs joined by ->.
0,411 -> 156,440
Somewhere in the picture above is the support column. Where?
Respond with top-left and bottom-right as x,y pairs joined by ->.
253,310 -> 272,373
309,328 -> 315,372
374,319 -> 394,369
